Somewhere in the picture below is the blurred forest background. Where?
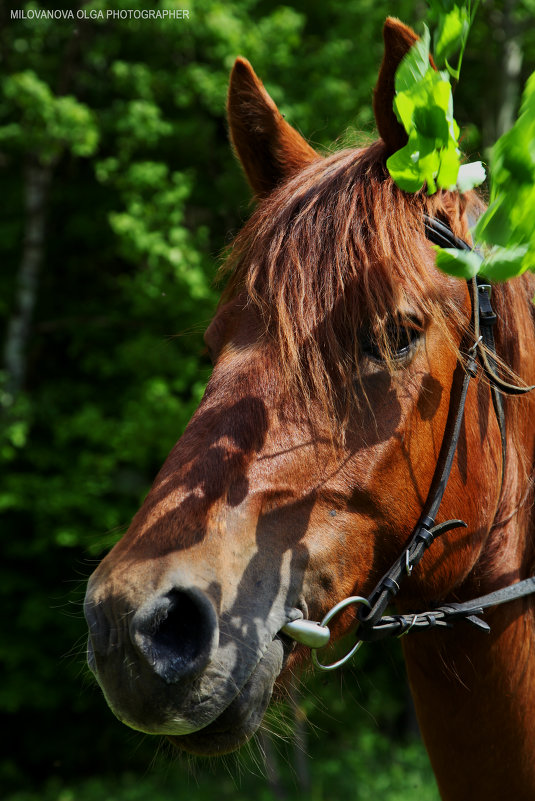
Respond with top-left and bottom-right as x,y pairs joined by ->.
1,1 -> 534,799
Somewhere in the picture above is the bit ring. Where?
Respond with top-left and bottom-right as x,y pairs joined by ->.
311,596 -> 371,672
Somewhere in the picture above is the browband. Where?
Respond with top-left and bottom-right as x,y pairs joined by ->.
423,214 -> 475,253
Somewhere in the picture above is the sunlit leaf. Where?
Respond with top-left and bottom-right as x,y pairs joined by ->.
413,104 -> 450,141
436,140 -> 461,188
479,245 -> 529,281
386,141 -> 426,192
470,71 -> 535,279
434,246 -> 482,278
395,25 -> 431,93
475,196 -> 513,247
434,5 -> 470,70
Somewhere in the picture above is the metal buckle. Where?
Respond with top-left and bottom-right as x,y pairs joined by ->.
468,335 -> 483,357
466,335 -> 482,376
311,596 -> 371,672
397,614 -> 418,638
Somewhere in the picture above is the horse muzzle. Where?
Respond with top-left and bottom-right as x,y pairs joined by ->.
84,582 -> 222,734
83,572 -> 297,746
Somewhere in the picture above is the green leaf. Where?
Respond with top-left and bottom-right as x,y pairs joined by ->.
395,25 -> 431,93
393,91 -> 416,132
486,71 -> 535,195
394,69 -> 453,136
509,185 -> 535,243
434,246 -> 482,278
387,5 -> 483,197
386,142 -> 426,193
473,72 -> 535,279
436,140 -> 460,188
430,74 -> 455,113
413,104 -> 450,141
474,195 -> 512,247
479,245 -> 529,281
491,127 -> 535,189
434,6 -> 470,70
417,136 -> 441,193
388,26 -> 464,196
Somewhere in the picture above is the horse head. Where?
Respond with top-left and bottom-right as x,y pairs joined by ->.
84,18 -> 535,775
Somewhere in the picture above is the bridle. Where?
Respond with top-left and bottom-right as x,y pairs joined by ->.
282,216 -> 535,671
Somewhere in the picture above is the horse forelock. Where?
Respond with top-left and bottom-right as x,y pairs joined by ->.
219,140 -> 484,428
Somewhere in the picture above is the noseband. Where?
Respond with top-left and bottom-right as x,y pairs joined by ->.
283,216 -> 535,670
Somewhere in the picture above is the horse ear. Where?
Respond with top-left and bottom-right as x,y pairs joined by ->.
373,17 -> 425,155
227,58 -> 319,198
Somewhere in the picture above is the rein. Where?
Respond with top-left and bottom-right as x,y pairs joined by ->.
282,216 -> 535,670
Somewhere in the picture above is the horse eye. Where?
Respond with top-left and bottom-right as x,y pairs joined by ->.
362,319 -> 422,362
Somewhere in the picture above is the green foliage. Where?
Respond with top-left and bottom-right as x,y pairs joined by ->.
103,164 -> 212,299
1,0 -> 531,797
4,731 -> 439,801
428,0 -> 479,80
433,4 -> 470,76
387,2 -> 534,283
433,245 -> 482,277
4,641 -> 439,799
387,27 -> 460,193
474,71 -> 535,279
387,16 -> 484,195
436,69 -> 535,280
0,70 -> 98,163
0,1 -> 433,795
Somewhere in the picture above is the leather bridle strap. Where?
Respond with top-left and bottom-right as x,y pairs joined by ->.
281,216 -> 535,669
356,216 -> 534,637
356,271 -> 477,633
357,576 -> 535,641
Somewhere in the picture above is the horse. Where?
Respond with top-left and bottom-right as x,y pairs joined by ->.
84,18 -> 535,801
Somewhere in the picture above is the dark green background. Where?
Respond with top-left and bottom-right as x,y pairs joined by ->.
1,1 -> 533,798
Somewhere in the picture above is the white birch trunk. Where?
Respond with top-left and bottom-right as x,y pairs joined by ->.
3,159 -> 52,401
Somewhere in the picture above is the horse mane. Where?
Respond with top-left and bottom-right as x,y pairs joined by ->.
219,140 -> 486,427
489,277 -> 535,543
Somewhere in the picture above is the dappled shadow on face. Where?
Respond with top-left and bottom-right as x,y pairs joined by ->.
109,395 -> 270,561
213,493 -> 315,704
353,370 -> 402,448
417,373 -> 443,420
163,493 -> 316,756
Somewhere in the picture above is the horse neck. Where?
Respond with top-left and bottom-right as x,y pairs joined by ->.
404,509 -> 535,801
403,276 -> 535,801
403,593 -> 535,801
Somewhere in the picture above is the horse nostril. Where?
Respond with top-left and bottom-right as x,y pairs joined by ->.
151,592 -> 203,665
130,588 -> 218,684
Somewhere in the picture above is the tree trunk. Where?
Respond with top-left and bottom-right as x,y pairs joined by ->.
496,0 -> 523,138
3,158 -> 53,402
